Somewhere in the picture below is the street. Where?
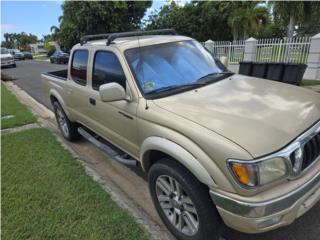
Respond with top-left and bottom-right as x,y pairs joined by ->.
2,60 -> 320,240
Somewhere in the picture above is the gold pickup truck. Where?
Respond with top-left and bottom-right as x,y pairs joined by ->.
42,29 -> 320,240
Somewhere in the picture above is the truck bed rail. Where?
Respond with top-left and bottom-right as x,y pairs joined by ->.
42,69 -> 67,81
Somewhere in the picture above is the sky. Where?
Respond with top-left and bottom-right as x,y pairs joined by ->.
1,0 -> 188,41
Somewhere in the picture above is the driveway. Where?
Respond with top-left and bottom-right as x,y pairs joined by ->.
2,60 -> 320,240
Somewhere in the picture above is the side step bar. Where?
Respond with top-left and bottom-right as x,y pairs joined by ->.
78,127 -> 138,166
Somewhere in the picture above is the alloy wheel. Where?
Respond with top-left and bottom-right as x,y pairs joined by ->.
56,108 -> 69,137
155,175 -> 199,236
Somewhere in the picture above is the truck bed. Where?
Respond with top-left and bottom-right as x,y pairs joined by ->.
42,69 -> 68,80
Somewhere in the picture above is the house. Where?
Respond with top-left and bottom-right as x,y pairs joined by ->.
30,41 -> 47,54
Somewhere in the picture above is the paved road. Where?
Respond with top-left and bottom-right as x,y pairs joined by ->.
2,60 -> 320,240
2,60 -> 66,110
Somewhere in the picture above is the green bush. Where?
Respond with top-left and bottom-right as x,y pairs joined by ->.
47,46 -> 56,57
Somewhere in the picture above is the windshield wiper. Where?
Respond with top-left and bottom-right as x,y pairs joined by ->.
196,71 -> 234,84
145,82 -> 205,95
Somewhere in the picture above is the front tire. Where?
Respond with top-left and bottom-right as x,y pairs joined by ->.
53,101 -> 80,141
148,159 -> 225,240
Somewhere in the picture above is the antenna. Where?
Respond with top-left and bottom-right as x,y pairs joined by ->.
136,32 -> 148,110
132,2 -> 148,110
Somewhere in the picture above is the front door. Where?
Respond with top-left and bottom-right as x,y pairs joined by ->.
85,50 -> 140,157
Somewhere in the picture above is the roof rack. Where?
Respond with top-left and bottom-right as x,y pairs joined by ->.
80,29 -> 177,46
80,34 -> 110,46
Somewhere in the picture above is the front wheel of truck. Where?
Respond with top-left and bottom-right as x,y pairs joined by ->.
53,101 -> 79,141
148,158 -> 225,240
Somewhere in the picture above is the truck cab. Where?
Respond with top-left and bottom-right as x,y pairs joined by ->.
42,30 -> 320,240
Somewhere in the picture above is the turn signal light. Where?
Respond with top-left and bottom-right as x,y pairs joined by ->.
231,164 -> 250,185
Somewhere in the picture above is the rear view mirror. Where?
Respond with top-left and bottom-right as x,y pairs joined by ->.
99,82 -> 126,102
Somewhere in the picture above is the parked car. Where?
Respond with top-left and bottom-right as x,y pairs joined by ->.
42,30 -> 320,240
50,50 -> 69,64
8,49 -> 25,60
22,51 -> 33,59
1,47 -> 16,68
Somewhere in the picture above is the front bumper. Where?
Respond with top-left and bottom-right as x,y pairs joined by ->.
210,170 -> 320,233
1,60 -> 15,67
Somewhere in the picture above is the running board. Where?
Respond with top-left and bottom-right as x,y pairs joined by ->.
78,127 -> 138,166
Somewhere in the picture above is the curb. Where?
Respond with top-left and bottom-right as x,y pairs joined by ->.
2,81 -> 173,240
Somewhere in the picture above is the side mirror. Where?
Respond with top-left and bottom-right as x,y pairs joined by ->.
99,82 -> 126,102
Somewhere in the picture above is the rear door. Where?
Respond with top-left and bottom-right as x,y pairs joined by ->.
65,49 -> 93,127
85,49 -> 140,157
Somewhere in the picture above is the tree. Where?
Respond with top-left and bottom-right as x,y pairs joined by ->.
1,32 -> 38,50
271,1 -> 320,38
227,2 -> 270,40
145,1 -> 235,41
52,1 -> 152,49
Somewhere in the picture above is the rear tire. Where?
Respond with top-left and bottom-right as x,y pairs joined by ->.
148,159 -> 225,240
53,101 -> 80,141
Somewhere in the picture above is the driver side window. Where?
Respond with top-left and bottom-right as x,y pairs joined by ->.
92,51 -> 126,91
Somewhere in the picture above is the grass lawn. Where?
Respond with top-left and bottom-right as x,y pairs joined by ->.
1,83 -> 36,129
301,79 -> 320,86
33,54 -> 49,60
2,128 -> 149,240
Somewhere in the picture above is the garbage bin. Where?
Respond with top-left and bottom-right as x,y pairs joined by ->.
239,61 -> 252,76
251,62 -> 268,79
282,63 -> 307,85
266,63 -> 284,82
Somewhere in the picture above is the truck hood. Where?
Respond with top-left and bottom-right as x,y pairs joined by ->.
153,74 -> 320,158
1,53 -> 13,59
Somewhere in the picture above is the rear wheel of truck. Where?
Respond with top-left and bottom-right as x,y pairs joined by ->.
148,158 -> 225,240
53,101 -> 80,141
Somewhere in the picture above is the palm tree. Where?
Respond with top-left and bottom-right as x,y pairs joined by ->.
228,2 -> 269,40
50,26 -> 60,41
271,1 -> 318,38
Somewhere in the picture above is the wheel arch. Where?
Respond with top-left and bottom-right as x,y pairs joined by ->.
140,136 -> 216,187
49,89 -> 72,120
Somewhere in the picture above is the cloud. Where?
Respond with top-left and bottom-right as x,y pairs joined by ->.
1,23 -> 18,32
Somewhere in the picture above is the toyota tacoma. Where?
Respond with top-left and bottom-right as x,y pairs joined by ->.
42,29 -> 320,240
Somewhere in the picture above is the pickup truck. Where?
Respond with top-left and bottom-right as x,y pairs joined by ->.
42,29 -> 320,240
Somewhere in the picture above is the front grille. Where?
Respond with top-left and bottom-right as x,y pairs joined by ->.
301,132 -> 320,171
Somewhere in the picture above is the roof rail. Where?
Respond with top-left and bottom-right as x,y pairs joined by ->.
80,29 -> 177,46
106,29 -> 177,45
80,34 -> 110,46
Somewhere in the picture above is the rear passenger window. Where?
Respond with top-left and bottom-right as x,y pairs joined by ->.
71,50 -> 88,85
92,51 -> 126,90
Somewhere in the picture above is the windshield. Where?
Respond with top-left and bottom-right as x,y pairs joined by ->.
125,40 -> 229,95
1,48 -> 9,54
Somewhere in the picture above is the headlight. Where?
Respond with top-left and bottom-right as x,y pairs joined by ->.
228,158 -> 288,187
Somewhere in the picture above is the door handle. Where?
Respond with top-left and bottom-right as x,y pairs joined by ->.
89,98 -> 96,106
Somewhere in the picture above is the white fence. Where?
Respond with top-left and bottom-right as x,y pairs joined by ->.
207,40 -> 245,64
256,37 -> 311,63
205,37 -> 311,64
